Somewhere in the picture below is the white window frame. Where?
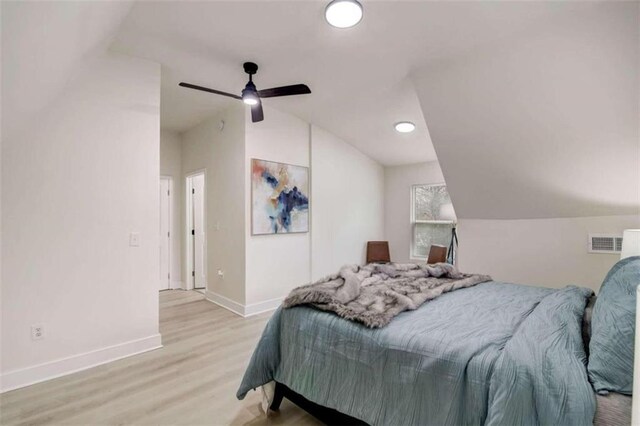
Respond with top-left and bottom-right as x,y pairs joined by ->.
410,183 -> 455,260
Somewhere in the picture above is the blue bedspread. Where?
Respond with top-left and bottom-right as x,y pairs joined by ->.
237,282 -> 596,425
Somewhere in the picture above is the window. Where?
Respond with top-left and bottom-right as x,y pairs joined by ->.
411,184 -> 455,259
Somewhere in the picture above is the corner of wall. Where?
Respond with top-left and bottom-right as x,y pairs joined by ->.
244,106 -> 311,306
193,107 -> 386,316
181,103 -> 247,307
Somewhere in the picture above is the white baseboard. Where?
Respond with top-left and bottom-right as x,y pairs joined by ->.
171,280 -> 184,290
205,290 -> 245,316
205,291 -> 282,317
245,297 -> 284,317
0,334 -> 162,393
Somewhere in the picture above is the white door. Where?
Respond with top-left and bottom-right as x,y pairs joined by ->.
159,178 -> 171,291
191,174 -> 206,289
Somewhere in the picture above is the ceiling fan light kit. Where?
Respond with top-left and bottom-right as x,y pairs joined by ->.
242,96 -> 259,106
179,62 -> 311,123
325,0 -> 363,28
241,85 -> 259,106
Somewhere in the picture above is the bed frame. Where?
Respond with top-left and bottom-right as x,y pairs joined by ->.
269,382 -> 367,425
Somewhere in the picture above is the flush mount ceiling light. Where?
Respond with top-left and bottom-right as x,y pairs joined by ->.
394,121 -> 416,133
325,0 -> 363,28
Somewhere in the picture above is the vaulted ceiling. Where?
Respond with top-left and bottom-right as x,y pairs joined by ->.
3,1 -> 638,219
1,1 -> 133,142
110,1 -> 574,166
413,2 -> 639,219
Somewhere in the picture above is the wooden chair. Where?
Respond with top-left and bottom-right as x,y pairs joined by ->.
427,244 -> 447,264
366,241 -> 390,264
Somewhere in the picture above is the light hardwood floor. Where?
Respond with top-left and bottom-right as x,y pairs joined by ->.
0,290 -> 321,426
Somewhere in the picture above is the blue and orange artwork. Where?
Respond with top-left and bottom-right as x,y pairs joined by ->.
251,159 -> 309,235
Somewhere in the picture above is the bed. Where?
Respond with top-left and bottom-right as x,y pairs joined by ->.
237,265 -> 635,425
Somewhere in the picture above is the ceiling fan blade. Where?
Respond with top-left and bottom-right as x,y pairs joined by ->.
257,84 -> 311,98
178,82 -> 242,100
251,102 -> 264,123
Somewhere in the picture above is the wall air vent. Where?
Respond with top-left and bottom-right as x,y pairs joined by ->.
588,234 -> 623,254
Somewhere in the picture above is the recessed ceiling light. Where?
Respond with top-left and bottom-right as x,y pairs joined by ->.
394,122 -> 416,133
325,0 -> 363,29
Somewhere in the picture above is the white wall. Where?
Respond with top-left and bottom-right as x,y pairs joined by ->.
381,161 -> 638,292
1,52 -> 161,391
0,0 -> 4,388
457,215 -> 640,293
180,105 -> 386,314
311,125 -> 385,280
244,107 -> 311,307
160,130 -> 183,289
384,162 -> 445,263
181,104 -> 246,304
239,107 -> 387,310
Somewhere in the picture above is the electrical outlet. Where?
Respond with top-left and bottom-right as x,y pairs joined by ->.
129,232 -> 141,247
31,324 -> 44,341
217,269 -> 224,279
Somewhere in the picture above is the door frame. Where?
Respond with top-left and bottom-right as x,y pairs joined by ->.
185,170 -> 207,291
160,175 -> 173,291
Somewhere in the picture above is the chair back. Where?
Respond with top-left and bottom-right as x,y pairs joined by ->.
427,244 -> 447,264
366,241 -> 390,264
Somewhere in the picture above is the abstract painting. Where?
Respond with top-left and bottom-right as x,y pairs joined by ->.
251,159 -> 309,235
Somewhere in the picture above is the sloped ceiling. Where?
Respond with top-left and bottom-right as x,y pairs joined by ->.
111,1 -> 440,166
1,1 -> 133,142
414,2 -> 639,219
110,1 -> 572,166
3,1 -> 637,220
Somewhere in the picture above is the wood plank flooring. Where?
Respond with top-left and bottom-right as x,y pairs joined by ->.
0,290 -> 321,426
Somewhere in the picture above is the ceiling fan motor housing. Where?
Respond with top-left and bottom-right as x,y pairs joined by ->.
243,81 -> 257,93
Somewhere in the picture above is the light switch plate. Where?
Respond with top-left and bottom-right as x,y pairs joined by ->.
129,232 -> 141,247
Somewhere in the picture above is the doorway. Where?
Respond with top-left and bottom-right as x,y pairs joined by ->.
186,171 -> 207,291
159,177 -> 172,291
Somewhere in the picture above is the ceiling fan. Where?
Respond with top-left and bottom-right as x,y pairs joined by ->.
179,62 -> 311,123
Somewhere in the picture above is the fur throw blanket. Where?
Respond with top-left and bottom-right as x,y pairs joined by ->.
283,263 -> 492,328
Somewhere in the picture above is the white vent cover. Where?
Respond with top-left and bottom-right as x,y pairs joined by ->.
589,234 -> 623,254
